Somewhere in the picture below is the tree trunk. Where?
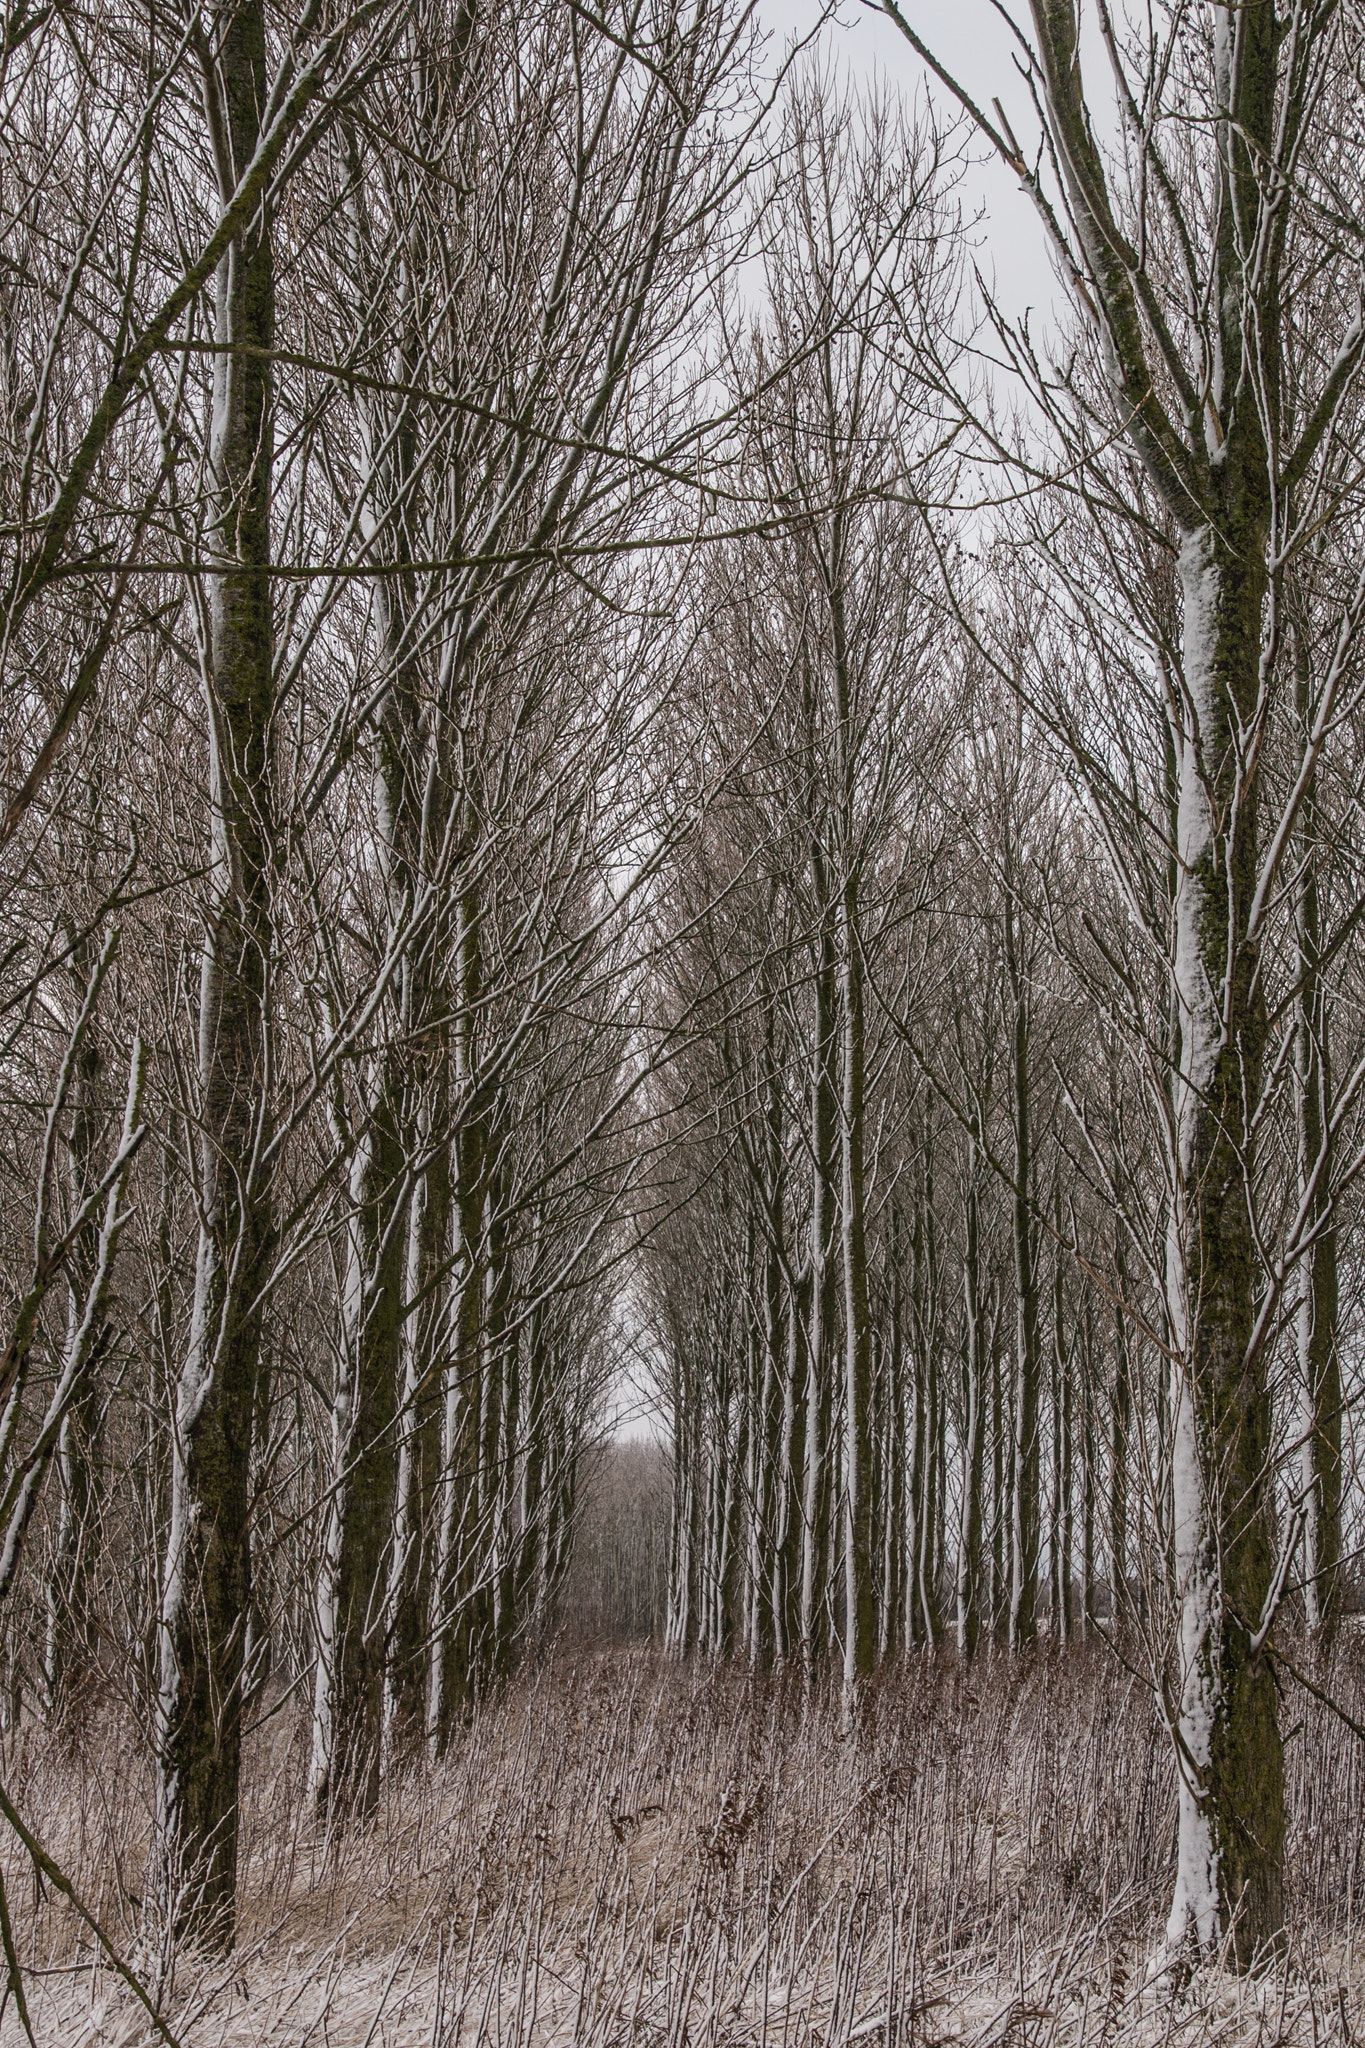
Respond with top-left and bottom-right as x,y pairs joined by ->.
799,931 -> 837,1686
920,1140 -> 943,1648
1054,1238 -> 1072,1646
44,919 -> 108,1713
1080,1299 -> 1096,1641
773,1266 -> 806,1662
427,893 -> 485,1751
1165,523 -> 1284,1965
326,211 -> 437,1789
153,0 -> 274,1947
883,1220 -> 906,1658
990,1307 -> 1005,1638
751,1222 -> 780,1664
839,892 -> 874,1715
1005,884 -> 1039,1650
1292,627 -> 1341,1649
1111,1228 -> 1131,1626
384,1080 -> 449,1757
957,1135 -> 985,1658
310,1090 -> 405,1821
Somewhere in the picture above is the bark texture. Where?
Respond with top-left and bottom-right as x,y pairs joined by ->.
1165,521 -> 1284,1964
154,0 -> 275,1946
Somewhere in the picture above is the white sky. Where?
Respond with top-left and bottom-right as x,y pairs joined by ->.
758,1 -> 1116,335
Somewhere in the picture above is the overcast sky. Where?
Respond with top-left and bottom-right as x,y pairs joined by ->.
757,1 -> 1115,335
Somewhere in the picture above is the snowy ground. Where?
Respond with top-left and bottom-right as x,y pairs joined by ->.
4,1647 -> 1363,2045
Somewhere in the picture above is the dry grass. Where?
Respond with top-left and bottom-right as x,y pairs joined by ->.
2,1641 -> 1365,2045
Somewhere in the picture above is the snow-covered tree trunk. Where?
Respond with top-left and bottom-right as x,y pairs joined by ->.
43,915 -> 108,1713
1078,1302 -> 1096,1641
490,1253 -> 519,1673
309,1095 -> 404,1820
1292,630 -> 1341,1648
749,1230 -> 779,1665
1164,526 -> 1283,1965
957,1131 -> 985,1658
878,1362 -> 899,1660
838,889 -> 874,1718
426,893 -> 484,1749
912,1153 -> 942,1650
772,1269 -> 805,1662
990,1316 -> 1006,1636
799,934 -> 836,1684
518,1208 -> 562,1644
384,1088 -> 447,1753
665,1431 -> 695,1657
473,1165 -> 512,1671
153,0 -> 275,1947
918,1339 -> 942,1648
1110,1228 -> 1131,1623
1005,883 -> 1039,1651
752,1067 -> 785,1664
904,1299 -> 923,1648
1053,1235 -> 1072,1646
882,1218 -> 906,1656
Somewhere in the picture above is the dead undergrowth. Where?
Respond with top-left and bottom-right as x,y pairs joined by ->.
2,1641 -> 1364,2044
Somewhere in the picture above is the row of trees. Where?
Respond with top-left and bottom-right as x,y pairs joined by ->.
3,0 -> 1365,1987
0,0 -> 770,1956
645,0 -> 1365,1975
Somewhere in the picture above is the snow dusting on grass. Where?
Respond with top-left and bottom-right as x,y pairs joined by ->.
4,1645 -> 1363,2044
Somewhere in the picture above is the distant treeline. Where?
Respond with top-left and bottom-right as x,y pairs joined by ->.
559,1444 -> 670,1644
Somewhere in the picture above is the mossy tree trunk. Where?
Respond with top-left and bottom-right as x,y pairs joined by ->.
1165,510 -> 1284,1962
154,0 -> 275,1947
